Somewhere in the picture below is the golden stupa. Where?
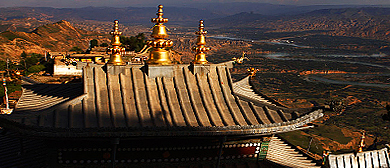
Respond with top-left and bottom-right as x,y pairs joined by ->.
107,20 -> 126,65
192,20 -> 210,64
146,5 -> 174,65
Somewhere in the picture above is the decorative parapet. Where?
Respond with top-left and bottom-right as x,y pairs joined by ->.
328,148 -> 390,168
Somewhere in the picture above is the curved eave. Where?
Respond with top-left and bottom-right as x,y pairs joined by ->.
0,109 -> 323,138
233,75 -> 318,114
233,76 -> 278,107
267,136 -> 321,168
14,83 -> 84,113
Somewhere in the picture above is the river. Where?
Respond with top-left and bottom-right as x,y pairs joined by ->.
211,35 -> 390,87
209,36 -> 310,48
263,53 -> 390,70
263,53 -> 390,87
305,75 -> 390,88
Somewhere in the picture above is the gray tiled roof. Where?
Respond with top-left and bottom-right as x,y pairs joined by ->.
0,62 -> 323,137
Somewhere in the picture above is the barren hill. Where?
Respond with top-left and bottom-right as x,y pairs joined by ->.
0,20 -> 105,60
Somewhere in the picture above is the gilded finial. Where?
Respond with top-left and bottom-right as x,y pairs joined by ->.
358,131 -> 366,152
192,20 -> 210,64
233,52 -> 249,64
107,20 -> 125,65
248,67 -> 259,77
146,5 -> 173,65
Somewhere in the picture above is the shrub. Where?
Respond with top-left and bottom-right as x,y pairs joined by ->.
27,65 -> 45,73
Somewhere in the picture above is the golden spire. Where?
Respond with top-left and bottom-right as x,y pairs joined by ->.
192,20 -> 210,64
247,67 -> 259,77
233,52 -> 249,64
107,20 -> 125,65
146,5 -> 173,65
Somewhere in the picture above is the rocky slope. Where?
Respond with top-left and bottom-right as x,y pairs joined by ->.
0,20 -> 105,60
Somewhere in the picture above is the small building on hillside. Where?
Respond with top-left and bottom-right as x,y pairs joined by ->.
50,51 -> 108,76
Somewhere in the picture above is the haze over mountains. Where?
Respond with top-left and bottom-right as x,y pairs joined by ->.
209,7 -> 390,41
1,3 -> 390,34
1,2 -> 390,59
0,3 -> 387,24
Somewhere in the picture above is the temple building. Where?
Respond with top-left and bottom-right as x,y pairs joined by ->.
0,5 -> 331,168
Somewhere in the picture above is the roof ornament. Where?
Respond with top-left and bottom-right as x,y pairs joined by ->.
248,67 -> 259,78
107,20 -> 126,65
233,52 -> 249,64
358,130 -> 366,152
322,150 -> 330,165
146,5 -> 173,65
192,20 -> 210,64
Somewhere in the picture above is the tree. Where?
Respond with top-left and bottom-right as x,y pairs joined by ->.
21,51 -> 27,59
27,65 -> 45,73
120,33 -> 146,52
0,60 -> 7,71
19,53 -> 43,70
90,39 -> 98,48
383,104 -> 390,121
100,43 -> 108,47
69,46 -> 84,53
18,52 -> 51,75
326,99 -> 346,113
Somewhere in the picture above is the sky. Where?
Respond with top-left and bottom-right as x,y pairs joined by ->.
0,0 -> 390,8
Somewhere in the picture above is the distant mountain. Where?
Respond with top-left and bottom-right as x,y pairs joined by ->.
208,12 -> 273,26
0,20 -> 104,60
302,7 -> 390,17
0,18 -> 51,33
170,2 -> 372,16
0,6 -> 223,25
0,4 -> 376,26
208,7 -> 390,41
179,2 -> 295,16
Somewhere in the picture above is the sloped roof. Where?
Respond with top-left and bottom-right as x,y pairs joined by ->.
328,148 -> 390,168
0,62 -> 323,137
266,136 -> 320,168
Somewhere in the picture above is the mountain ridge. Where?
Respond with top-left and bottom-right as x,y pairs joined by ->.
0,6 -> 223,24
207,7 -> 390,41
0,20 -> 105,60
0,3 -> 380,24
